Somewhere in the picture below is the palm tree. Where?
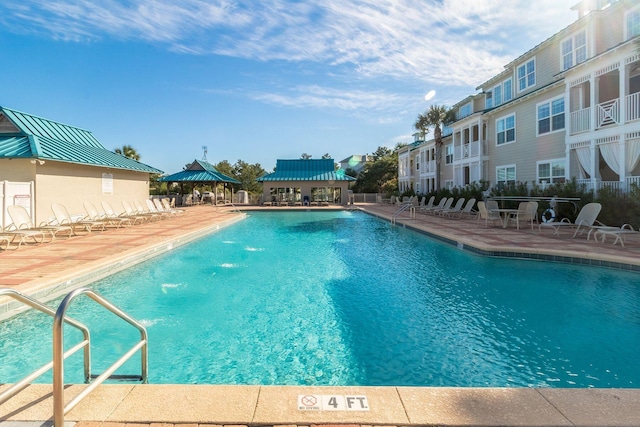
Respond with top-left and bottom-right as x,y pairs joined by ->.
114,145 -> 141,161
414,105 -> 455,190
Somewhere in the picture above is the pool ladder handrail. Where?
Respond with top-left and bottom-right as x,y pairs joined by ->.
0,287 -> 148,427
391,203 -> 414,224
53,287 -> 149,427
0,288 -> 92,407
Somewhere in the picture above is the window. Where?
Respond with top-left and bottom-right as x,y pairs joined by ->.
517,58 -> 535,92
496,114 -> 515,145
485,91 -> 493,109
537,159 -> 565,184
561,30 -> 587,70
445,144 -> 454,164
627,6 -> 640,39
486,78 -> 512,109
496,165 -> 516,184
537,97 -> 565,135
416,155 -> 420,170
458,102 -> 472,119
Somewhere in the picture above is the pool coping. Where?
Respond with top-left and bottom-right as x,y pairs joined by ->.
2,205 -> 640,427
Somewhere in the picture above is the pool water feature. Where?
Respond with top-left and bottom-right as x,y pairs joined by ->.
1,210 -> 639,388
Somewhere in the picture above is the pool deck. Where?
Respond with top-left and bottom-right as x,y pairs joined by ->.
1,203 -> 640,427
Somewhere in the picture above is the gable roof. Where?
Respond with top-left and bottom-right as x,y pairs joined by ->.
158,159 -> 240,183
258,159 -> 355,182
0,106 -> 162,173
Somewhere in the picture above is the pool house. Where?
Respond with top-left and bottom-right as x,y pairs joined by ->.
0,106 -> 162,228
258,158 -> 355,205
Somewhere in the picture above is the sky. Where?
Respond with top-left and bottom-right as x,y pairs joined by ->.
0,0 -> 579,174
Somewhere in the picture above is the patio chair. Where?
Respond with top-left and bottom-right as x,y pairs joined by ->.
145,199 -> 169,219
161,198 -> 184,214
440,198 -> 465,217
423,197 -> 448,215
457,198 -> 477,219
477,201 -> 501,227
84,201 -> 132,228
429,197 -> 453,215
102,201 -> 146,225
0,232 -> 16,250
51,203 -> 105,233
508,201 -> 538,230
538,202 -> 602,237
593,224 -> 639,247
7,204 -> 72,240
122,200 -> 155,222
419,196 -> 435,214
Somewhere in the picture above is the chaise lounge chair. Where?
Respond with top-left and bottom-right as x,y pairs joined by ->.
538,202 -> 602,237
160,198 -> 184,215
593,223 -> 639,247
52,203 -> 106,233
440,198 -> 465,217
508,201 -> 538,230
84,201 -> 132,228
7,205 -> 72,240
102,201 -> 145,225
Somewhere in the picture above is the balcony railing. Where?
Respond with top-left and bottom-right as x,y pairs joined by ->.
570,107 -> 591,135
597,98 -> 619,127
627,92 -> 640,122
454,141 -> 480,160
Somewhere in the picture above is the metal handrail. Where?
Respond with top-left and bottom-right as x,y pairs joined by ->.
0,288 -> 91,406
391,203 -> 412,224
53,287 -> 148,427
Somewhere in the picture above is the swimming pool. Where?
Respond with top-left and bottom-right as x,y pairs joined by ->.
1,210 -> 639,388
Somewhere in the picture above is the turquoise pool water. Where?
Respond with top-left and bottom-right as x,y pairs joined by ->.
1,210 -> 640,387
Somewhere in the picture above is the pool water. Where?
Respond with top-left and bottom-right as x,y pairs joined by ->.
1,210 -> 640,387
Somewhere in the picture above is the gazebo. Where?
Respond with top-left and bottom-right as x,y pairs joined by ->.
159,159 -> 240,205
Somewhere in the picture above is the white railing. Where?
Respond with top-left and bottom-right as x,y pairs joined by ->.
627,176 -> 640,189
599,181 -> 622,192
626,92 -> 640,122
469,140 -> 480,157
575,179 -> 595,192
597,98 -> 619,127
570,107 -> 591,134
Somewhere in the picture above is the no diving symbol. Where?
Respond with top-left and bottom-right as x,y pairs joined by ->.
301,395 -> 317,406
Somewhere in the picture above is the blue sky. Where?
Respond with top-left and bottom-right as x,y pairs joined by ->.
0,0 -> 577,174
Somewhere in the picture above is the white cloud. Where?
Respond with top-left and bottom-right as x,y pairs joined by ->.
0,0 -> 577,114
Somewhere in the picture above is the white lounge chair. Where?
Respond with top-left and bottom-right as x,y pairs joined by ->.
51,203 -> 105,233
539,202 -> 602,237
458,198 -> 477,219
161,198 -> 184,214
84,202 -> 132,228
423,197 -> 448,215
7,204 -> 72,240
440,198 -> 465,217
429,197 -> 453,215
122,200 -> 155,222
593,224 -> 639,247
419,196 -> 435,214
102,201 -> 145,225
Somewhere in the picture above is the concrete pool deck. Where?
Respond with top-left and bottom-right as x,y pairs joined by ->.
1,203 -> 639,427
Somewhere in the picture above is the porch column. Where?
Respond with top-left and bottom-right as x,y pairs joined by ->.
620,59 -> 626,125
590,73 -> 597,131
590,139 -> 598,190
620,134 -> 627,191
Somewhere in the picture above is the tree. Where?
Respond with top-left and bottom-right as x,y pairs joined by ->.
352,146 -> 398,194
414,105 -> 455,190
321,153 -> 331,159
300,153 -> 312,159
114,145 -> 140,161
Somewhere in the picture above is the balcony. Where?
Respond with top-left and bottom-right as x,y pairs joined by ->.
570,92 -> 640,135
454,141 -> 480,161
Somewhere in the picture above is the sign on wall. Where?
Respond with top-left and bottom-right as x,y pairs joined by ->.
102,172 -> 113,195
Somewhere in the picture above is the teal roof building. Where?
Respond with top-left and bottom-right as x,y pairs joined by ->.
258,159 -> 354,206
0,106 -> 163,227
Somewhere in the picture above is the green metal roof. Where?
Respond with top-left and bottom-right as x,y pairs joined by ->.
0,106 -> 163,173
258,159 -> 355,182
158,159 -> 240,184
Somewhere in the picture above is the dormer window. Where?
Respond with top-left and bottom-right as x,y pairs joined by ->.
561,30 -> 587,71
517,58 -> 536,92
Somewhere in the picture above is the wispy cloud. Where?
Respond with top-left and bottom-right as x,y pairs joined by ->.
0,0 -> 577,113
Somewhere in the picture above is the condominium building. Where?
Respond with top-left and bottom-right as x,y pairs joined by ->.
399,0 -> 640,194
